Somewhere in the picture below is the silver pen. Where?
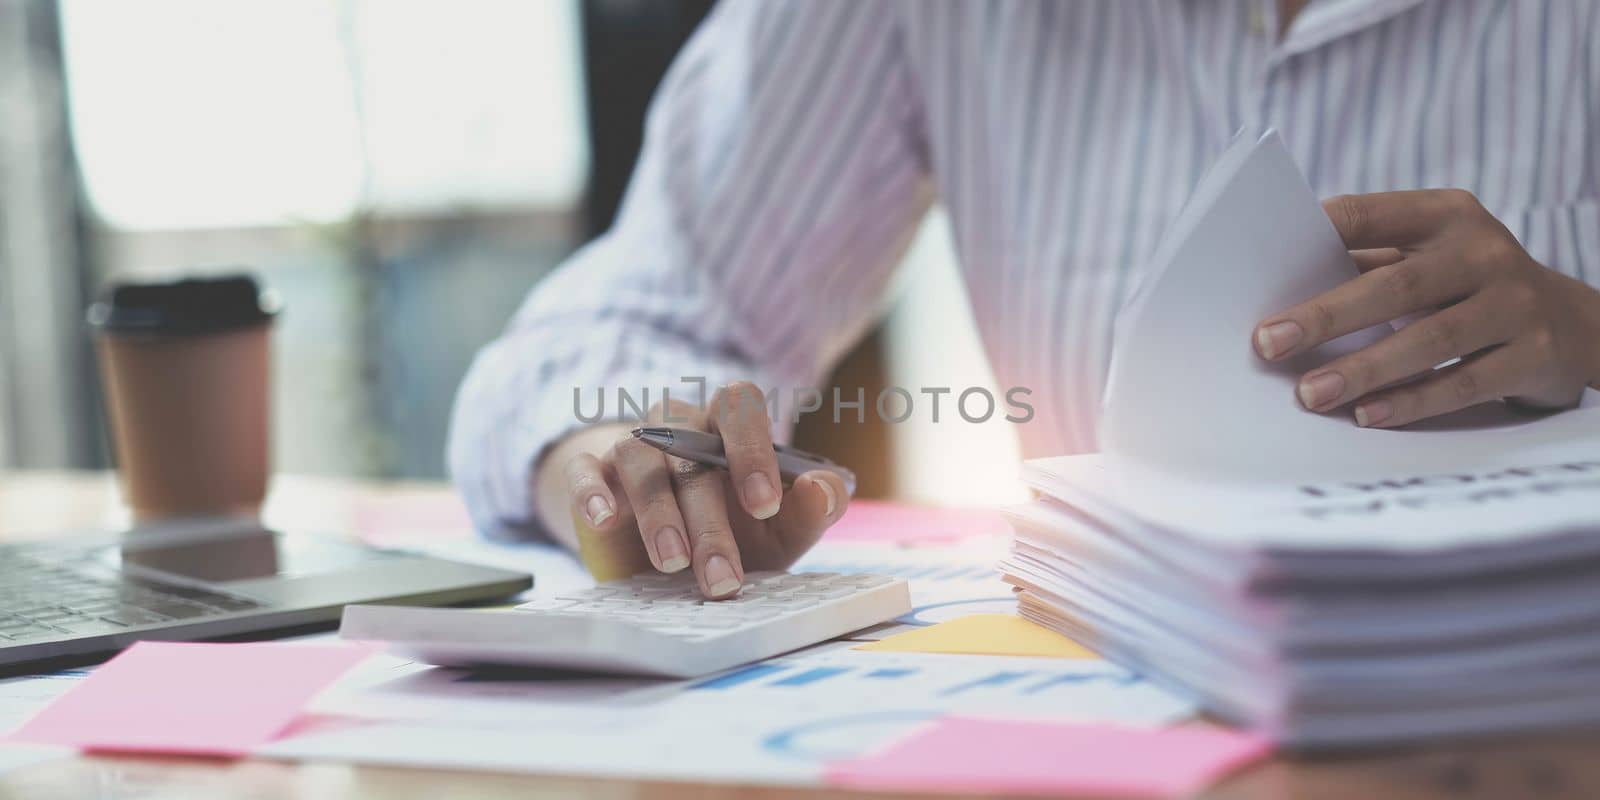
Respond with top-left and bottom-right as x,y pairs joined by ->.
631,427 -> 858,497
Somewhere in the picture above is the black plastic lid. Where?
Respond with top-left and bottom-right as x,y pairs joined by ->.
87,274 -> 279,336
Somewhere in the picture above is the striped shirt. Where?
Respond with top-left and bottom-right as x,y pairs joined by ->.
449,0 -> 1600,538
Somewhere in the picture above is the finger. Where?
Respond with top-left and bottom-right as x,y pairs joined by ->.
1253,252 -> 1481,360
1294,295 -> 1517,412
566,455 -> 650,581
759,471 -> 850,568
1351,248 -> 1405,273
1349,344 -> 1527,428
1322,190 -> 1469,251
610,436 -> 691,573
565,452 -> 620,530
669,456 -> 745,599
706,381 -> 783,521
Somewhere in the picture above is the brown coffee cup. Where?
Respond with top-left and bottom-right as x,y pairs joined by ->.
88,275 -> 278,521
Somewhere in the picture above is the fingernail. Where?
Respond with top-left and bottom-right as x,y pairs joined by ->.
585,495 -> 613,526
1354,399 -> 1392,427
1298,371 -> 1346,410
655,527 -> 688,572
705,555 -> 741,597
743,473 -> 780,520
813,477 -> 837,518
1256,320 -> 1304,359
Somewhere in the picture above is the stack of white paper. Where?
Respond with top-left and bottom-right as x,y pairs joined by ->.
1000,130 -> 1600,748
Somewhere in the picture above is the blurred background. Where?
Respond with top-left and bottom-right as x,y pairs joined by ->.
0,0 -> 1024,507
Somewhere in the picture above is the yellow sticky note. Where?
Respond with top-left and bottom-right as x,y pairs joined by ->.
856,614 -> 1099,659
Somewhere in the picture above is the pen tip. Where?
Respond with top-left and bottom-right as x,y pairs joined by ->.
631,427 -> 672,448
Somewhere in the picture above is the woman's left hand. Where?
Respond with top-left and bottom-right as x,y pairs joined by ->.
1253,189 -> 1600,427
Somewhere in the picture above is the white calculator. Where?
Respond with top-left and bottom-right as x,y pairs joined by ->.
340,571 -> 911,679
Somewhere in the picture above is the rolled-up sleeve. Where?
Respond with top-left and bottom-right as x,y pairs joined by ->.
448,0 -> 934,540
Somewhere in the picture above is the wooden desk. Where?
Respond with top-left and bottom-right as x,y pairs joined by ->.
1,471 -> 1595,800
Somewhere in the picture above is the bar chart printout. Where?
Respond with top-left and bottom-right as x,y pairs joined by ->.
684,652 -> 1194,725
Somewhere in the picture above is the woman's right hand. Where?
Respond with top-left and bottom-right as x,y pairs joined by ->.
537,382 -> 849,599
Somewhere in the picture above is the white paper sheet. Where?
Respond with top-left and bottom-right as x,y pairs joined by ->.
1101,129 -> 1599,485
0,670 -> 87,774
272,644 -> 1195,785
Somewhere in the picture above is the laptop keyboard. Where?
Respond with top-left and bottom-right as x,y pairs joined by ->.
0,549 -> 261,643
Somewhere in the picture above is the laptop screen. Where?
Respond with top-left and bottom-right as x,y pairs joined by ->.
101,526 -> 380,584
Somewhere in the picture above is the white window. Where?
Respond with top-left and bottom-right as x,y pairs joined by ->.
60,0 -> 590,231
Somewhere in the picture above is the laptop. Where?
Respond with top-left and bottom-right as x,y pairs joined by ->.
0,519 -> 530,668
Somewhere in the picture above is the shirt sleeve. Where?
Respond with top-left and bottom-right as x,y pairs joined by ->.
447,0 -> 934,540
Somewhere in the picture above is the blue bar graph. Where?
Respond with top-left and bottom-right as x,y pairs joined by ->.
1023,671 -> 1140,694
771,666 -> 851,687
864,667 -> 918,680
690,663 -> 787,690
939,670 -> 1032,696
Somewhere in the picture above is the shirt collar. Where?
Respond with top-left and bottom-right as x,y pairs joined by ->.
1275,0 -> 1427,60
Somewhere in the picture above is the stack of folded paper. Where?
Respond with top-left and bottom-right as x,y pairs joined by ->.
998,130 -> 1600,748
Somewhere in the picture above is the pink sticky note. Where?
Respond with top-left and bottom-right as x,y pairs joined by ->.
823,501 -> 1011,544
353,489 -> 475,544
827,718 -> 1271,798
9,641 -> 373,757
